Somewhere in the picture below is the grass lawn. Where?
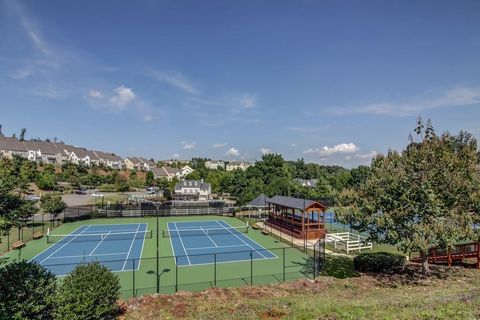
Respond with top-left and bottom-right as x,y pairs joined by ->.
123,265 -> 480,319
0,215 -> 314,299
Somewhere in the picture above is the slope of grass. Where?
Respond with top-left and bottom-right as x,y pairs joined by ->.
123,265 -> 480,320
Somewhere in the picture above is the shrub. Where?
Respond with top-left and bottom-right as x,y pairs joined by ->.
353,252 -> 406,273
54,263 -> 121,320
0,261 -> 57,320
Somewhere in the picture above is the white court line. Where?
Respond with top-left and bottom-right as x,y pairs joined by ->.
200,226 -> 218,247
88,231 -> 111,256
40,226 -> 91,264
136,224 -> 148,271
185,244 -> 247,251
173,222 -> 192,266
214,220 -> 268,259
29,225 -> 85,262
121,224 -> 140,271
177,255 -> 278,267
45,252 -> 128,260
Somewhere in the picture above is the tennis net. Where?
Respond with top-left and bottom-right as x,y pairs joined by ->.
46,229 -> 153,243
162,225 -> 249,238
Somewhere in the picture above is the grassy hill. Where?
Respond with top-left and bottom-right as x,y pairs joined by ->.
122,264 -> 480,320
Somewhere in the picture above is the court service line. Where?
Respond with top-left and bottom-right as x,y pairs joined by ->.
200,226 -> 218,247
173,222 -> 192,266
185,244 -> 247,251
213,220 -> 268,258
88,231 -> 111,256
45,252 -> 129,260
29,225 -> 86,262
121,224 -> 141,271
40,225 -> 92,264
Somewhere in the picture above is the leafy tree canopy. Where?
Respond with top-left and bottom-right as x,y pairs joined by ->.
336,119 -> 480,272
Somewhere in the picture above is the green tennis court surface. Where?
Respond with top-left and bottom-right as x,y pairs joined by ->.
1,215 -> 315,298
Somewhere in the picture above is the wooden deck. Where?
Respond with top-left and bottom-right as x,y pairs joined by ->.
410,242 -> 480,269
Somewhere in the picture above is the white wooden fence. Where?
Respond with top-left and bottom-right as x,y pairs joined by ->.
326,232 -> 373,254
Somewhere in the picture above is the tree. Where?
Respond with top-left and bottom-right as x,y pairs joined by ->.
11,201 -> 37,241
36,171 -> 56,190
336,119 -> 480,273
40,194 -> 67,228
54,263 -> 121,320
19,128 -> 27,141
0,124 -> 3,136
145,171 -> 154,186
0,158 -> 33,238
0,261 -> 57,320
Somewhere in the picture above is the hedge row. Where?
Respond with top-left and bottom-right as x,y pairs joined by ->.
354,252 -> 406,273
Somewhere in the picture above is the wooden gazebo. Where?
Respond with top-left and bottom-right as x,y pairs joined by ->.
266,195 -> 327,240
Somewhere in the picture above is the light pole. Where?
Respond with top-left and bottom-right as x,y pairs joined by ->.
153,201 -> 162,293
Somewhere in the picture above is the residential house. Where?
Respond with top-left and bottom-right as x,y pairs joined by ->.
139,157 -> 155,171
181,165 -> 194,177
173,180 -> 212,201
0,136 -> 28,159
94,151 -> 124,169
124,157 -> 143,171
152,166 -> 181,181
225,161 -> 254,171
295,179 -> 318,188
205,160 -> 225,170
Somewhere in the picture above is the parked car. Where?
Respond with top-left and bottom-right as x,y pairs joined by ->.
91,192 -> 104,197
25,195 -> 40,201
74,188 -> 87,195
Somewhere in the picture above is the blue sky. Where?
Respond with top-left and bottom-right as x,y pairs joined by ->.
1,0 -> 479,167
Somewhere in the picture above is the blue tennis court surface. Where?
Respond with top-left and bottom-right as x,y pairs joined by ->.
30,223 -> 148,276
167,220 -> 276,266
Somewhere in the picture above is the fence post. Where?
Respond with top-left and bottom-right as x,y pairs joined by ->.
175,256 -> 178,292
42,213 -> 44,234
313,243 -> 316,280
250,250 -> 253,285
132,259 -> 136,298
7,232 -> 10,252
282,248 -> 285,282
214,253 -> 217,287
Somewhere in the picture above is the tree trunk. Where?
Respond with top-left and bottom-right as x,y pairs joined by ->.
420,251 -> 430,274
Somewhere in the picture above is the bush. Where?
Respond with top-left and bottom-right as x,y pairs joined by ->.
0,261 -> 57,320
54,263 -> 121,320
353,252 -> 406,273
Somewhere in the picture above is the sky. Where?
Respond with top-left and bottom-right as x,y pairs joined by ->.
1,0 -> 479,167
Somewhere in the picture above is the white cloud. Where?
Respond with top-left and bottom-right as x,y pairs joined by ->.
260,148 -> 273,155
291,144 -> 297,147
181,141 -> 196,150
304,143 -> 359,156
88,90 -> 103,99
239,93 -> 256,109
354,151 -> 378,159
173,153 -> 180,158
331,86 -> 480,117
109,85 -> 136,109
151,71 -> 199,94
212,142 -> 228,148
11,67 -> 36,80
225,147 -> 240,157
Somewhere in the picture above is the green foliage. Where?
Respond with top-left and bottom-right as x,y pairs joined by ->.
353,252 -> 406,273
40,194 -> 67,217
36,171 -> 56,190
336,119 -> 480,272
0,261 -> 57,320
145,171 -> 154,186
54,263 -> 121,320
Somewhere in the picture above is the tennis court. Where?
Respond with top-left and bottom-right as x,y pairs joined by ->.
30,223 -> 150,276
165,220 -> 276,266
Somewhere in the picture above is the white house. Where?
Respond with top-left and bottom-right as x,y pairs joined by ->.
94,151 -> 124,169
181,165 -> 194,177
225,161 -> 254,171
173,180 -> 212,201
205,160 -> 225,170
